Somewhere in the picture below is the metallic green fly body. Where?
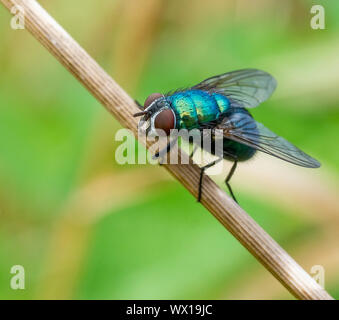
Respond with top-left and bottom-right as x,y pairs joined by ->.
134,69 -> 320,202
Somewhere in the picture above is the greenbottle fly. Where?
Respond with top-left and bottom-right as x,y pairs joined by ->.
133,69 -> 321,202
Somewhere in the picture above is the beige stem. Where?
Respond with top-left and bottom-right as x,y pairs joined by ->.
0,0 -> 333,300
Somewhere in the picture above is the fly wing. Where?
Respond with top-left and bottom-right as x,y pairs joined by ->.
215,112 -> 321,168
192,69 -> 277,109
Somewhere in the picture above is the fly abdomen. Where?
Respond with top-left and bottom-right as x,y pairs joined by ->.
217,108 -> 257,161
222,138 -> 257,161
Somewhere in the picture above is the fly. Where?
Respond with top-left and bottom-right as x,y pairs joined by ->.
133,69 -> 321,203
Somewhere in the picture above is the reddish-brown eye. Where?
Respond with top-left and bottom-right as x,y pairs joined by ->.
144,93 -> 163,109
154,109 -> 175,135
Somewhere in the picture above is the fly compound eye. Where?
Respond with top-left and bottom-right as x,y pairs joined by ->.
144,93 -> 163,109
154,109 -> 175,135
134,93 -> 164,119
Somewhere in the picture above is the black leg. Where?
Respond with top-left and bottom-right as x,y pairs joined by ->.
153,137 -> 178,163
189,145 -> 198,158
225,160 -> 238,203
135,100 -> 143,110
198,158 -> 222,202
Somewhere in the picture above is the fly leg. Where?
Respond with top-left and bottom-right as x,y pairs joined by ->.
135,100 -> 143,110
225,160 -> 238,203
189,144 -> 198,158
153,137 -> 178,164
198,157 -> 223,202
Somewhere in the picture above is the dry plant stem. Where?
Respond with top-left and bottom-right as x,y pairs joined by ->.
1,0 -> 333,300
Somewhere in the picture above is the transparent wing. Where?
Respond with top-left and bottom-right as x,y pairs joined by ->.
216,112 -> 321,168
192,69 -> 277,109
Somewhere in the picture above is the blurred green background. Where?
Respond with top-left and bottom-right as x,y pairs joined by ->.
0,0 -> 338,299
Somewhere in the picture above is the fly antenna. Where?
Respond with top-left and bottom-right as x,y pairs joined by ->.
133,111 -> 148,117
